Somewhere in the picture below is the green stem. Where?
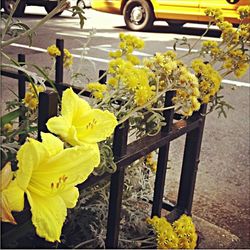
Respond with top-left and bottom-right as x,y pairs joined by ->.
1,0 -> 67,48
1,0 -> 21,40
118,88 -> 174,125
177,20 -> 214,60
151,105 -> 175,111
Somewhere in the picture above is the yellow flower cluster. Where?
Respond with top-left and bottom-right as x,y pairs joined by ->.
119,32 -> 144,52
201,9 -> 249,79
144,52 -> 178,85
145,152 -> 157,172
63,48 -> 73,68
201,40 -> 221,58
172,215 -> 198,249
191,59 -> 221,104
237,5 -> 250,19
173,66 -> 201,116
223,49 -> 249,78
108,34 -> 155,107
47,44 -> 61,57
147,214 -> 197,249
109,33 -> 144,65
204,7 -> 224,22
218,21 -> 240,44
86,82 -> 107,99
47,45 -> 73,67
143,51 -> 200,117
23,83 -> 45,110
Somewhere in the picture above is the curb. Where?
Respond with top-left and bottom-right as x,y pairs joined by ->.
193,215 -> 240,249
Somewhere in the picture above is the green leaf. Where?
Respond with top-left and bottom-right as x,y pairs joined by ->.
0,108 -> 22,127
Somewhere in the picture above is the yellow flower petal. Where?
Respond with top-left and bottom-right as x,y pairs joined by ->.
0,162 -> 13,190
40,132 -> 64,157
61,88 -> 91,124
29,143 -> 100,196
47,88 -> 117,146
16,138 -> 49,190
59,187 -> 79,208
26,191 -> 67,242
1,195 -> 17,224
2,180 -> 25,212
46,116 -> 70,139
76,109 -> 118,144
66,126 -> 81,146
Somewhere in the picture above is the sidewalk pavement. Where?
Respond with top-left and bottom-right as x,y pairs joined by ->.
193,215 -> 240,249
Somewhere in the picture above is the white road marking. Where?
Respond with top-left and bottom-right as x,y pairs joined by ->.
222,79 -> 250,88
10,43 -> 249,87
56,32 -> 88,38
11,43 -> 47,52
166,46 -> 199,52
90,46 -> 153,56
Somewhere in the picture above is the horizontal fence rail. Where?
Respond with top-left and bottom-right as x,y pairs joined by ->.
1,38 -> 207,249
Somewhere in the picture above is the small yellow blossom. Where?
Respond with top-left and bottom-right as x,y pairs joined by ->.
126,54 -> 140,65
205,8 -> 224,22
63,48 -> 73,68
23,83 -> 45,110
145,152 -> 157,172
3,123 -> 13,133
87,82 -> 107,100
109,50 -> 123,58
47,44 -> 61,57
107,77 -> 118,87
134,84 -> 155,106
237,6 -> 250,19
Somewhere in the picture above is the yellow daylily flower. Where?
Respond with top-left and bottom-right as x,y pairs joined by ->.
0,162 -> 17,224
46,88 -> 118,146
3,133 -> 100,242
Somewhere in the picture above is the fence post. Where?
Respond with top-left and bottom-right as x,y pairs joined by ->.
151,91 -> 175,217
37,91 -> 58,141
105,120 -> 129,249
55,39 -> 64,96
175,104 -> 207,215
18,54 -> 26,144
98,70 -> 107,84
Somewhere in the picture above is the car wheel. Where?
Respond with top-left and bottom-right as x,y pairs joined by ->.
124,0 -> 154,31
3,0 -> 26,17
44,2 -> 63,16
77,0 -> 85,9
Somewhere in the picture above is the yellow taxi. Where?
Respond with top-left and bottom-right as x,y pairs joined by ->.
91,0 -> 250,30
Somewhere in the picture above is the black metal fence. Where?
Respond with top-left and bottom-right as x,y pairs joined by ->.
1,39 -> 207,248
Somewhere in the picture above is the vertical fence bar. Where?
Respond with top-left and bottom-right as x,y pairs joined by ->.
55,39 -> 64,96
151,91 -> 175,217
37,91 -> 58,141
98,70 -> 107,84
18,54 -> 26,144
18,54 -> 26,100
176,104 -> 207,214
105,120 -> 129,249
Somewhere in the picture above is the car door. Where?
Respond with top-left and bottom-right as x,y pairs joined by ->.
199,0 -> 250,22
153,0 -> 201,21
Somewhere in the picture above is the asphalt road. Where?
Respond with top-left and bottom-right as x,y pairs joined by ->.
1,6 -> 250,248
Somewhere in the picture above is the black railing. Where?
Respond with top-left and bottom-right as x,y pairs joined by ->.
1,39 -> 207,248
